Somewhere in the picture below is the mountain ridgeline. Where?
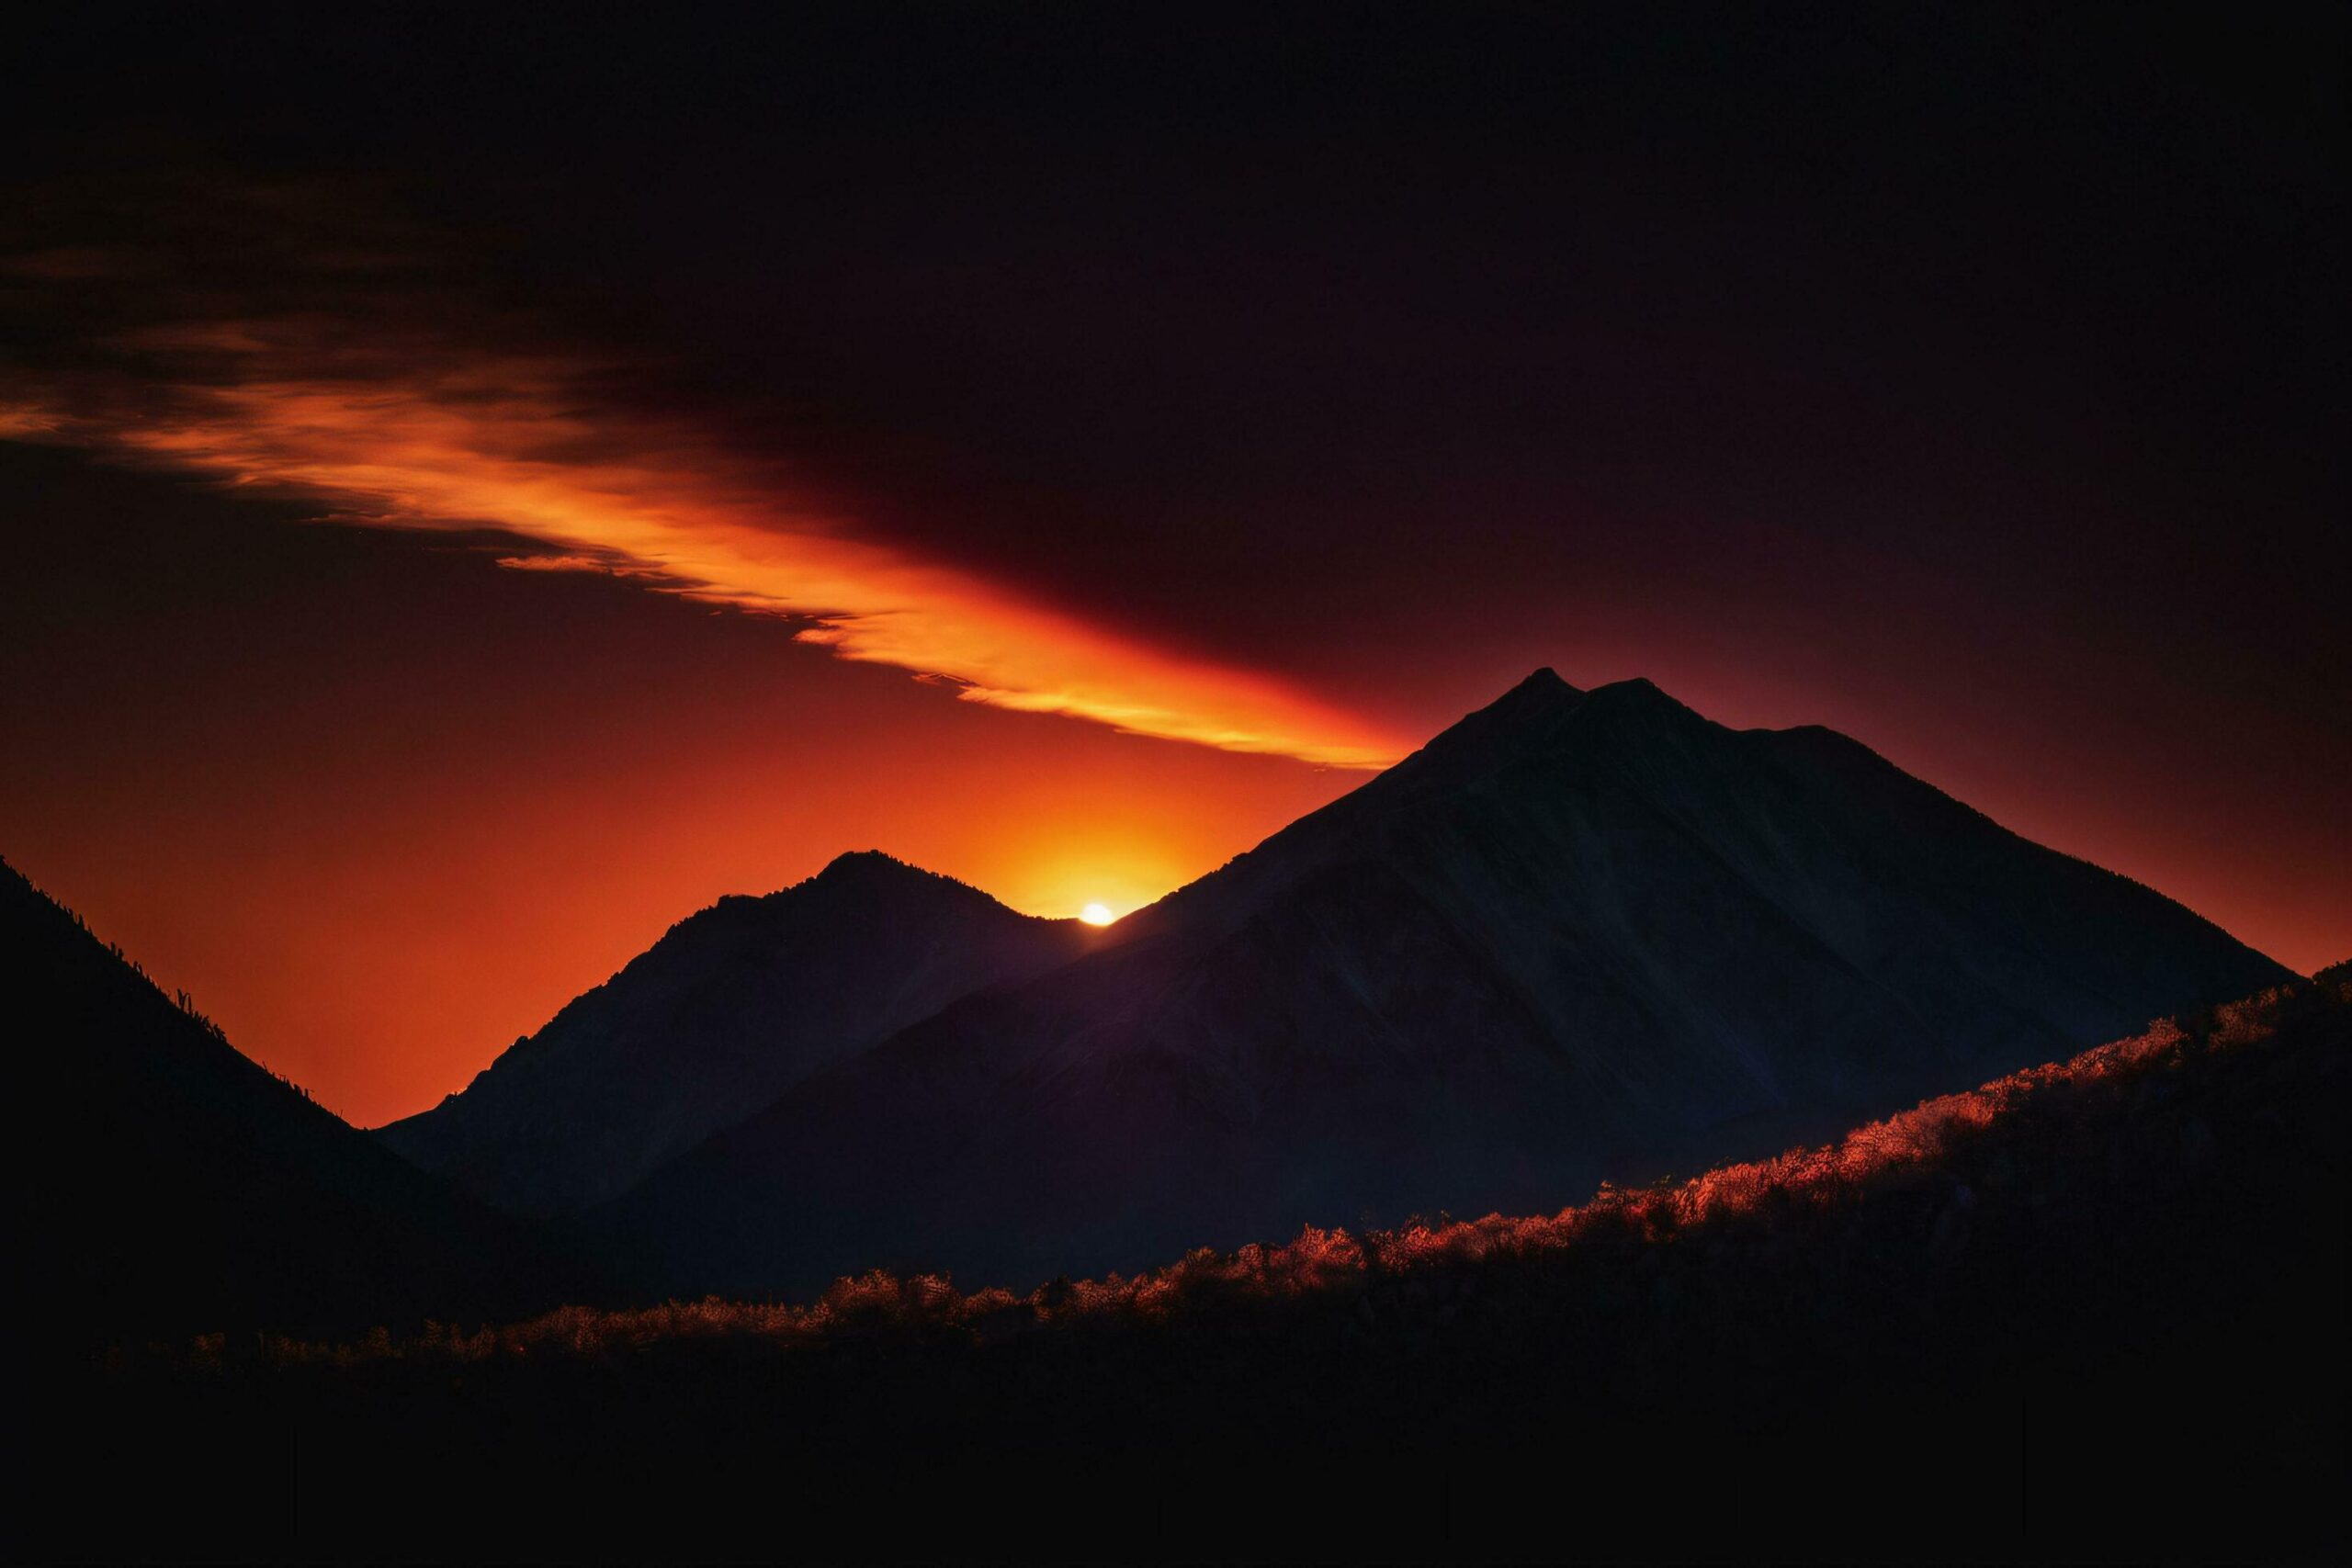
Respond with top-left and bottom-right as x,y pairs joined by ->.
581,672 -> 2290,1295
6,671 -> 2302,1340
379,852 -> 1102,1214
3,860 -> 582,1343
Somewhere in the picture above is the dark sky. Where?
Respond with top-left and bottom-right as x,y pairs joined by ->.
5,6 -> 2345,1120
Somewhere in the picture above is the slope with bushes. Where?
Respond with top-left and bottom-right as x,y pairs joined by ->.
55,969 -> 2347,1562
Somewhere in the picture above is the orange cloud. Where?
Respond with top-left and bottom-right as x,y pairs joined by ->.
4,309 -> 1401,769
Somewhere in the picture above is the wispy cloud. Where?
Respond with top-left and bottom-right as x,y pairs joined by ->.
2,187 -> 1402,769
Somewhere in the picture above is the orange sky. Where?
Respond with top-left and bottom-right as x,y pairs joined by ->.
0,311 -> 1398,770
0,445 -> 1374,1122
5,443 -> 2342,1127
0,239 -> 1413,1125
6,422 -> 2345,1126
5,620 -> 1361,1126
4,140 -> 2342,1127
8,441 -> 2340,1135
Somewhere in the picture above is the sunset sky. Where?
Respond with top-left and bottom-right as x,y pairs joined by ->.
6,7 -> 2344,1124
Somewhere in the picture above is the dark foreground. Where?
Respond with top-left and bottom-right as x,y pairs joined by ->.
32,976 -> 2347,1563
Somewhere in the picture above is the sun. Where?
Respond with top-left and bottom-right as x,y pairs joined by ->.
1080,902 -> 1116,927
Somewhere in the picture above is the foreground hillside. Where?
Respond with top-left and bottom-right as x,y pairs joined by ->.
3,859 -> 584,1345
47,971 -> 2347,1562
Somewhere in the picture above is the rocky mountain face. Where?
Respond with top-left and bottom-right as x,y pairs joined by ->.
5,860 -> 579,1342
586,672 -> 2291,1295
379,852 -> 1101,1214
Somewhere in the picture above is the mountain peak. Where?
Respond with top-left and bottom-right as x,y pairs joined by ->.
1380,667 -> 1587,784
807,851 -> 1014,910
380,845 -> 1093,1213
810,850 -> 980,894
1491,667 -> 1581,712
817,849 -> 920,881
1450,667 -> 1586,731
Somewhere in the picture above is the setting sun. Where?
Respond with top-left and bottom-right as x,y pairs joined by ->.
1080,902 -> 1115,927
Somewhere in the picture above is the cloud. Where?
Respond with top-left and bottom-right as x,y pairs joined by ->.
1,184 -> 1402,769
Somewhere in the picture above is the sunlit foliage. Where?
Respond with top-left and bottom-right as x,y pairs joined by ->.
187,974 -> 2335,1374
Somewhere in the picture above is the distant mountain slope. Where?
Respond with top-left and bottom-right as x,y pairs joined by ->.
4,859 -> 579,1343
380,852 -> 1102,1214
593,672 -> 2291,1295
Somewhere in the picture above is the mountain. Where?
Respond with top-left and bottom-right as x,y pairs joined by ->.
3,858 -> 580,1343
590,672 -> 2292,1295
379,852 -> 1102,1214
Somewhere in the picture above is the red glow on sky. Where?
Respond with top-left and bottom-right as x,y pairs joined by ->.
3,152 -> 2342,1128
0,317 -> 1399,771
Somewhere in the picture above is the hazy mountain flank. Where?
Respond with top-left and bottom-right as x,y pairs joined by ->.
379,852 -> 1102,1214
588,672 -> 2290,1293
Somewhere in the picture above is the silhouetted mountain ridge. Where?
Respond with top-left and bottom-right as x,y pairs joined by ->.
4,858 -> 580,1342
587,671 -> 2290,1295
380,849 -> 1102,1214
